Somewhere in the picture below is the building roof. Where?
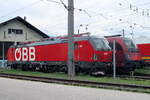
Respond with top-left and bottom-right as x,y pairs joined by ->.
0,16 -> 49,38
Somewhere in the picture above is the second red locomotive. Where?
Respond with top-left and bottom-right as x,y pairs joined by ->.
106,35 -> 141,73
137,43 -> 150,66
7,34 -> 112,75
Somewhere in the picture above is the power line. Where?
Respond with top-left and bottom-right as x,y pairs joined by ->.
59,0 -> 91,18
1,0 -> 149,35
0,0 -> 42,20
59,0 -> 68,10
47,0 -> 61,4
0,0 -> 64,21
74,8 -> 91,18
47,0 -> 91,18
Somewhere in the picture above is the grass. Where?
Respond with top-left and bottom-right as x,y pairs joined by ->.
75,75 -> 150,86
135,67 -> 150,75
0,68 -> 68,79
0,68 -> 150,86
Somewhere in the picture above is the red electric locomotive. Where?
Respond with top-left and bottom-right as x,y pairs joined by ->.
137,43 -> 150,66
105,35 -> 141,73
7,34 -> 112,75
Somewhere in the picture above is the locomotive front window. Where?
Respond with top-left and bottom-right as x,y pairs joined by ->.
92,38 -> 111,50
124,39 -> 136,48
124,38 -> 139,52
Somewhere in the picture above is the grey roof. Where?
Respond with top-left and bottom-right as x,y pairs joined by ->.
0,16 -> 49,38
16,36 -> 92,47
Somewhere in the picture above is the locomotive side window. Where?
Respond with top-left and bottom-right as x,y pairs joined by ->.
91,38 -> 111,50
124,38 -> 136,49
93,39 -> 104,50
124,38 -> 139,52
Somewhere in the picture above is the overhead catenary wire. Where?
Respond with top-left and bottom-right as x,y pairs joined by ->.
48,0 -> 150,35
1,0 -> 149,36
0,0 -> 134,26
0,0 -> 42,20
46,0 -> 61,4
47,0 -> 92,17
0,0 -> 149,21
48,0 -> 150,17
59,0 -> 68,10
46,0 -> 150,34
0,0 -> 64,22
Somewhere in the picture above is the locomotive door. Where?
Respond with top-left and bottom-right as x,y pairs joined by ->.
115,42 -> 124,67
74,42 -> 80,62
109,42 -> 124,67
74,41 -> 89,62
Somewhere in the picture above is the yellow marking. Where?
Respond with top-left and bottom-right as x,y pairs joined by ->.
142,57 -> 150,60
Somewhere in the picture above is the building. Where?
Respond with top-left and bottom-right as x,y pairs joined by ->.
0,16 -> 49,67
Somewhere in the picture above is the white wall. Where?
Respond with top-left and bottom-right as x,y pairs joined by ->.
0,19 -> 44,42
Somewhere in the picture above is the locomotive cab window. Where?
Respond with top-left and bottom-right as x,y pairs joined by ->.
91,38 -> 111,51
124,38 -> 136,49
124,38 -> 139,52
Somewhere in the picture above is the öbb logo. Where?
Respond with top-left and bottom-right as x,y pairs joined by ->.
15,47 -> 36,61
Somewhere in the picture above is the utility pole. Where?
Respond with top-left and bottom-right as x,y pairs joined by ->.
68,0 -> 75,77
2,31 -> 6,68
113,40 -> 116,79
2,42 -> 5,68
122,29 -> 125,37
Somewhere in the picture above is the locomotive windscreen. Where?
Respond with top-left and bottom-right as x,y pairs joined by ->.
92,38 -> 111,51
124,38 -> 138,52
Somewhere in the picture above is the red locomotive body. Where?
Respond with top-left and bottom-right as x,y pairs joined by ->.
7,36 -> 112,75
106,35 -> 141,72
137,43 -> 150,66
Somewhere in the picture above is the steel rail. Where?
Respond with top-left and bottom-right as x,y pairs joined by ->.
121,75 -> 150,80
0,73 -> 150,90
106,75 -> 150,80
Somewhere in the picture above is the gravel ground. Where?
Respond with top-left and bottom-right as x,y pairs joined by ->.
0,77 -> 149,100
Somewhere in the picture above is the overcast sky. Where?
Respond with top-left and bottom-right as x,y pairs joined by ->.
0,0 -> 150,43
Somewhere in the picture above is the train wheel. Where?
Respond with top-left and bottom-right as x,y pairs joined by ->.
21,65 -> 27,71
75,65 -> 81,75
11,64 -> 16,69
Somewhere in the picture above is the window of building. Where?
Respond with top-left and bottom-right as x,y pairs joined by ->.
8,29 -> 23,34
8,29 -> 11,34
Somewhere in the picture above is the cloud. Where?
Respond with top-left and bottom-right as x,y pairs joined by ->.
0,0 -> 150,43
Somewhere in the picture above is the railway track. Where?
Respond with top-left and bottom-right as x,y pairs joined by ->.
0,73 -> 150,91
113,75 -> 150,80
128,76 -> 150,80
105,74 -> 150,80
134,73 -> 150,77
